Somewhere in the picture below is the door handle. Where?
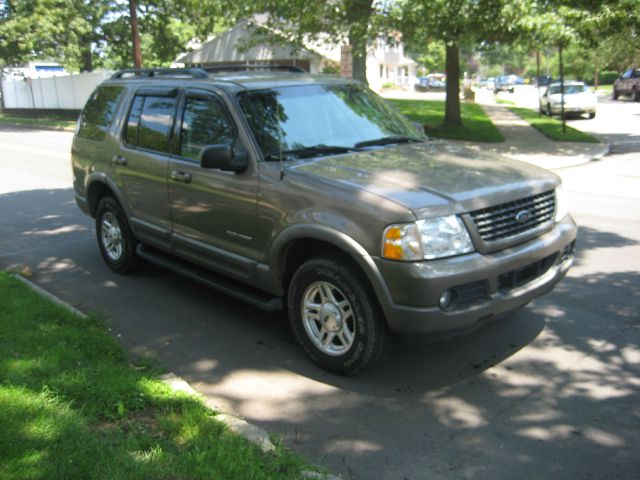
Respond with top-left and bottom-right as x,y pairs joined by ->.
170,170 -> 192,183
112,155 -> 128,166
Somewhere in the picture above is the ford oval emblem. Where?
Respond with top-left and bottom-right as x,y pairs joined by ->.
515,210 -> 531,224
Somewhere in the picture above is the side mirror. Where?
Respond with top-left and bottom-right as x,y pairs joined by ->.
199,144 -> 248,173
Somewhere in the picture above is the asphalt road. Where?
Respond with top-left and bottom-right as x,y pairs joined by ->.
1,121 -> 639,480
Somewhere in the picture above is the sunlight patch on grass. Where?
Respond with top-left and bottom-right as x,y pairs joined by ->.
388,98 -> 504,142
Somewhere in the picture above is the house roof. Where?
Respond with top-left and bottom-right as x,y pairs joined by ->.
177,21 -> 323,65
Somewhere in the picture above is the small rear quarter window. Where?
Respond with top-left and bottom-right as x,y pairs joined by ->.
77,86 -> 125,141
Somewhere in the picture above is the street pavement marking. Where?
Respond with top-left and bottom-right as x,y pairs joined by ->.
0,141 -> 69,160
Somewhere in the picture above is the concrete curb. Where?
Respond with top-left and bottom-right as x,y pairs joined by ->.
0,122 -> 75,133
10,273 -> 88,318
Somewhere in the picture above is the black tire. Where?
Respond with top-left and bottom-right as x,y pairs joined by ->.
588,112 -> 596,119
546,104 -> 552,116
95,196 -> 140,274
634,89 -> 640,102
287,256 -> 390,375
612,89 -> 618,100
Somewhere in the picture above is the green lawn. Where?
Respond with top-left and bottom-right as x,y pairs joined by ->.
509,107 -> 600,143
0,114 -> 77,130
594,84 -> 613,95
0,272 -> 311,480
388,99 -> 504,142
496,98 -> 517,106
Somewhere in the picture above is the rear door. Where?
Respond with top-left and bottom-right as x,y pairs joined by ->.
167,89 -> 260,282
113,88 -> 178,249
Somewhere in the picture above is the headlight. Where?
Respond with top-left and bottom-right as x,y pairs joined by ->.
382,215 -> 475,261
555,185 -> 568,222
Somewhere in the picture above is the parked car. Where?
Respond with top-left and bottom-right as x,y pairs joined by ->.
493,75 -> 515,93
539,81 -> 597,118
536,75 -> 553,88
414,75 -> 446,92
72,67 -> 577,375
613,68 -> 640,101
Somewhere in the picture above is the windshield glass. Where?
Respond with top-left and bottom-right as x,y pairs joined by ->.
548,84 -> 589,95
238,83 -> 425,158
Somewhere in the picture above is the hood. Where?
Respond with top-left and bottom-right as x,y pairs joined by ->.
289,142 -> 559,216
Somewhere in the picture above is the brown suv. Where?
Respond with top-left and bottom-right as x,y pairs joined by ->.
613,68 -> 640,101
72,67 -> 577,375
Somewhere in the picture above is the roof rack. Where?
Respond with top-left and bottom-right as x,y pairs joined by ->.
111,68 -> 209,79
202,64 -> 306,74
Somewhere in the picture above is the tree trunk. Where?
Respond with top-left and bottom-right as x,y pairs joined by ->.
444,42 -> 461,127
349,31 -> 368,85
129,0 -> 142,68
81,42 -> 93,72
346,0 -> 373,85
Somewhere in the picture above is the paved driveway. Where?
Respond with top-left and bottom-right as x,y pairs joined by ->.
1,126 -> 638,480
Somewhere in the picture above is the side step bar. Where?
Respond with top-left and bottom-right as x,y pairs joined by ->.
136,244 -> 283,312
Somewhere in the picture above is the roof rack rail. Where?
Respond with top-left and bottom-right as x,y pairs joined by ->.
111,68 -> 209,79
202,64 -> 306,74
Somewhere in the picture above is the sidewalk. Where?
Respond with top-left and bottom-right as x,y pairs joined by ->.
458,91 -> 610,170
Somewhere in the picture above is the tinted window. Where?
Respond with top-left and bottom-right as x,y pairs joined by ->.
77,86 -> 124,141
137,96 -> 177,153
125,95 -> 144,145
180,97 -> 234,160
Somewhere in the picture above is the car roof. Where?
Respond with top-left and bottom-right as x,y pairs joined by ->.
104,71 -> 357,93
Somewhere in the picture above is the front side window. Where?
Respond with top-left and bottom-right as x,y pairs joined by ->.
77,86 -> 124,141
238,83 -> 425,159
180,96 -> 234,160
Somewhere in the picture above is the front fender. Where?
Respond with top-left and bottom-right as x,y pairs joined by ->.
266,224 -> 394,307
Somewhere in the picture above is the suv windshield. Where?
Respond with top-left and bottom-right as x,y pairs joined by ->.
238,83 -> 425,159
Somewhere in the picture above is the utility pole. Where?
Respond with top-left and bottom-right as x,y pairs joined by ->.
536,51 -> 541,117
559,43 -> 566,134
129,0 -> 142,68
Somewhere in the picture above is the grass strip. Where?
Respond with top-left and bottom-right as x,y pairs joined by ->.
0,272 -> 310,480
509,107 -> 599,143
495,98 -> 517,106
0,114 -> 76,130
388,98 -> 504,142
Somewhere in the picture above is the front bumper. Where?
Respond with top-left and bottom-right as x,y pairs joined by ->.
375,215 -> 577,335
551,105 -> 596,114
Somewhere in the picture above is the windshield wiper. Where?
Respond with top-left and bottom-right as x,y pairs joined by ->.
354,136 -> 424,148
265,144 -> 358,161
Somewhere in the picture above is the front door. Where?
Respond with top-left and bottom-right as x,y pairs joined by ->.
168,89 -> 259,282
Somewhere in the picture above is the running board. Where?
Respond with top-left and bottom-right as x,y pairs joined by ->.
136,244 -> 283,312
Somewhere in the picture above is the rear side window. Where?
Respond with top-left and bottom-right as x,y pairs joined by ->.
77,86 -> 124,141
125,95 -> 177,153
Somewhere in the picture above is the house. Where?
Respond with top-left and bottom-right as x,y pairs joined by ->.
176,20 -> 417,91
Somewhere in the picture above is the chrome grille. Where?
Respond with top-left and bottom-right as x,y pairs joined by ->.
469,190 -> 556,242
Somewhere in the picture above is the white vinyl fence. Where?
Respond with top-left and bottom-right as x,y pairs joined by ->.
1,71 -> 112,110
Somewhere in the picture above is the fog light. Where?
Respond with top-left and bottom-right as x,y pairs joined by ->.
439,290 -> 453,310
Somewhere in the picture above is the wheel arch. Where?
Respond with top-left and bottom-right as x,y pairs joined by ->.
86,173 -> 131,219
269,225 -> 394,309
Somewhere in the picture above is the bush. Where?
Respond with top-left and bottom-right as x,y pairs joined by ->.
584,70 -> 619,85
381,81 -> 395,89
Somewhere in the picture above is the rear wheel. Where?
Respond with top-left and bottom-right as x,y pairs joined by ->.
634,89 -> 640,102
287,256 -> 390,375
95,196 -> 140,274
612,88 -> 619,100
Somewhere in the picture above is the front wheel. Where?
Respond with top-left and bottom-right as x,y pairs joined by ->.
546,104 -> 552,116
612,89 -> 619,100
95,196 -> 140,274
287,257 -> 390,375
